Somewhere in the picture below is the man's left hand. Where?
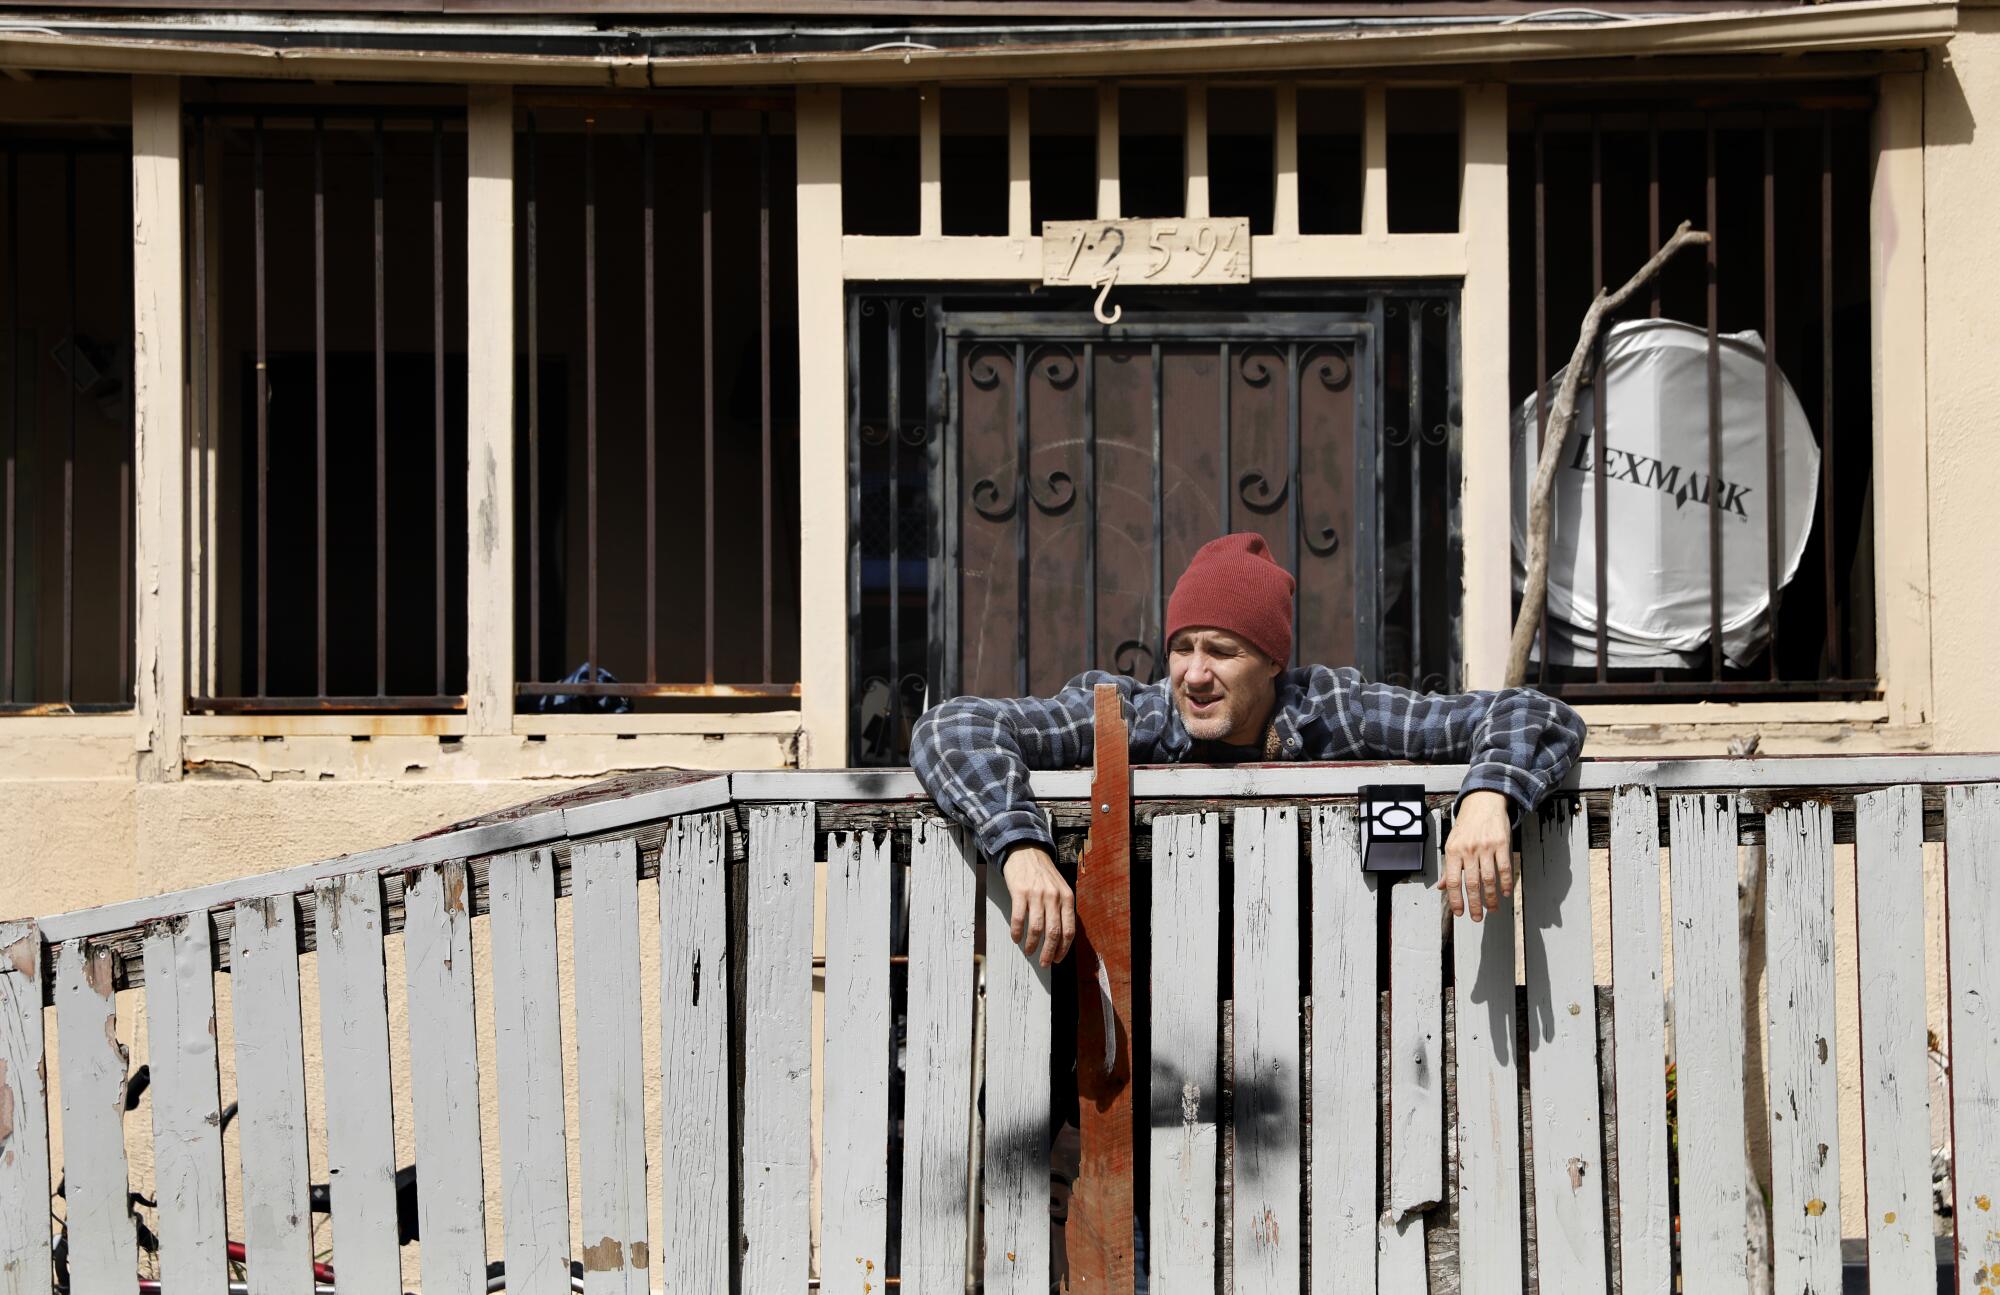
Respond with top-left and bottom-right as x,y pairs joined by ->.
1439,790 -> 1515,922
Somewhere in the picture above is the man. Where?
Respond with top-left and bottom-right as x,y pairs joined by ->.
912,531 -> 1588,967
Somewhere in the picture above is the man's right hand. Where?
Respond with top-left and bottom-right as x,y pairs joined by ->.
1002,845 -> 1077,967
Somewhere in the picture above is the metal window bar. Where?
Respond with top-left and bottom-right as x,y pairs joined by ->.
186,106 -> 467,713
1517,98 -> 1876,702
515,107 -> 798,709
0,137 -> 138,713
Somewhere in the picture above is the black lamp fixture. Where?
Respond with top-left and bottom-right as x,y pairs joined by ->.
1359,783 -> 1428,874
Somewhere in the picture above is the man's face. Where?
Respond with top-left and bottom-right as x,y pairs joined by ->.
1167,627 -> 1282,746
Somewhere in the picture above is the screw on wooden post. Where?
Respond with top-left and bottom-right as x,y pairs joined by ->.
1067,682 -> 1135,1292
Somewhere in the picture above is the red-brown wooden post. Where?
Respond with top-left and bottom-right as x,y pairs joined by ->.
1067,682 -> 1135,1292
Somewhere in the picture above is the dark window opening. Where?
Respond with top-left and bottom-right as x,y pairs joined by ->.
1298,88 -> 1363,236
1210,87 -> 1277,236
1388,89 -> 1461,234
843,89 -> 919,237
1029,87 -> 1097,230
941,88 -> 1009,237
1509,88 -> 1877,702
0,127 -> 134,713
515,105 -> 801,713
1119,87 -> 1184,219
190,108 -> 468,711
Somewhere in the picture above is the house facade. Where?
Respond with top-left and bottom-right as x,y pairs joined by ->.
1,0 -> 1993,1262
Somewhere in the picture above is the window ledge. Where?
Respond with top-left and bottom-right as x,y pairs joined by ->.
1573,699 -> 1889,728
512,712 -> 802,737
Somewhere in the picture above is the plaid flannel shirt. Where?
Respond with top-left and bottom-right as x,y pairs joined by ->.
910,666 -> 1587,862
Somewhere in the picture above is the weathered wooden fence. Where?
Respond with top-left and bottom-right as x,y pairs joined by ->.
3,755 -> 2000,1293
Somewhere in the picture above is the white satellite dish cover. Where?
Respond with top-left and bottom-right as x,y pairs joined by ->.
1509,318 -> 1821,658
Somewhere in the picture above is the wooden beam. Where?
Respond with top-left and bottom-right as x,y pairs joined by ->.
1362,83 -> 1389,241
465,85 -> 515,736
1458,82 -> 1511,688
796,87 -> 848,767
132,75 -> 183,781
1274,81 -> 1300,238
1097,81 -> 1120,220
1870,72 -> 1933,729
1184,82 -> 1209,220
1008,81 -> 1031,240
1069,682 -> 1136,1291
919,81 -> 942,239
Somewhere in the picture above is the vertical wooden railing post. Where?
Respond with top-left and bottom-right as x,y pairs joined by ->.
1069,682 -> 1135,1291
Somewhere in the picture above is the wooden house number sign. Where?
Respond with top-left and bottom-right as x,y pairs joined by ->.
1042,216 -> 1252,287
1043,216 -> 1251,323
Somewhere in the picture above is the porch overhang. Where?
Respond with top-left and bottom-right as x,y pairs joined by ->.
0,0 -> 1957,85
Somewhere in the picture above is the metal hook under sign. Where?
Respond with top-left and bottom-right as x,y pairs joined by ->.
1092,274 -> 1122,326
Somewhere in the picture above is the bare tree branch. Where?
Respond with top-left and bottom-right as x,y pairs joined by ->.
1505,219 -> 1713,689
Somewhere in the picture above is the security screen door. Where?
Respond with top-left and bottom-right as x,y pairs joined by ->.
849,293 -> 1461,766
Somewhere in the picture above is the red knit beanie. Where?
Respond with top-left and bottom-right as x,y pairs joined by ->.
1165,533 -> 1295,665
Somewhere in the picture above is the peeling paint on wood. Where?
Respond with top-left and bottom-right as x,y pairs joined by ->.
901,817 -> 977,1292
1233,806 -> 1301,1293
1311,807 -> 1379,1295
985,816 -> 1054,1295
1668,794 -> 1749,1295
1521,799 -> 1608,1293
1949,785 -> 2000,1295
823,831 -> 892,1295
742,805 -> 816,1291
141,916 -> 229,1295
311,873 -> 402,1295
1855,786 -> 1934,1293
488,848 -> 573,1295
1387,811 -> 1444,1222
229,896 -> 315,1295
56,939 -> 137,1294
404,861 -> 488,1295
1606,786 -> 1669,1295
1454,806 -> 1522,1295
660,813 -> 730,1292
1150,813 -> 1218,1295
573,837 -> 649,1295
0,921 -> 50,1295
1763,802 -> 1842,1294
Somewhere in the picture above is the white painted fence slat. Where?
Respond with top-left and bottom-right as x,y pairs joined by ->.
1667,794 -> 1749,1295
1762,802 -> 1842,1295
1387,810 -> 1444,1221
1947,784 -> 2000,1295
1944,783 -> 2000,1287
985,827 -> 1053,1295
1233,805 -> 1302,1293
1606,786 -> 1669,1295
54,938 -> 136,1294
1150,813 -> 1219,1295
822,832 -> 893,1295
229,898 -> 313,1295
141,915 -> 228,1295
660,813 -> 731,1291
403,861 -> 488,1295
1455,830 -> 1522,1295
1521,798 -> 1608,1294
0,923 -> 51,1295
1854,785 -> 1934,1290
742,804 -> 816,1292
1377,1212 -> 1427,1294
572,837 -> 650,1292
1310,806 -> 1377,1295
311,873 -> 402,1295
488,848 -> 574,1295
902,817 -> 978,1292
